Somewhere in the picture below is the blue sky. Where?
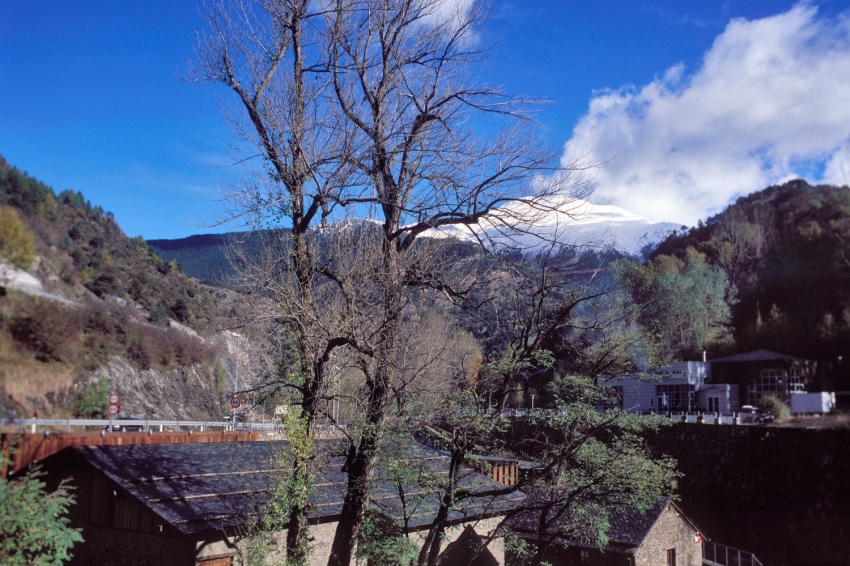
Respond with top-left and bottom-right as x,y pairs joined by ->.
3,1 -> 850,238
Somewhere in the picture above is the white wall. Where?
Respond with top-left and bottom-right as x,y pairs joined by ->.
604,361 -> 713,413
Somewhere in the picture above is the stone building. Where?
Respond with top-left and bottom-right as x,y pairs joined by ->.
38,439 -> 525,566
509,499 -> 704,566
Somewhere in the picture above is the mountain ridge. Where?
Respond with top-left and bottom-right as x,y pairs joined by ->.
148,200 -> 681,284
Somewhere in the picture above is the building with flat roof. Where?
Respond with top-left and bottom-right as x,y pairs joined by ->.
708,349 -> 822,405
600,361 -> 711,413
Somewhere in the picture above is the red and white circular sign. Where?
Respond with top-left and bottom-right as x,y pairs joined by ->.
108,404 -> 120,415
109,393 -> 120,405
230,397 -> 241,409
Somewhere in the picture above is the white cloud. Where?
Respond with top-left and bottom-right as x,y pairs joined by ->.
565,3 -> 850,226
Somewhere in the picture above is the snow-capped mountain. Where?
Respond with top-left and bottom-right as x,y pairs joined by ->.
420,198 -> 682,258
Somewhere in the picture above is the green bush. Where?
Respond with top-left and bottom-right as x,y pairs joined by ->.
85,272 -> 120,298
0,456 -> 83,565
356,510 -> 418,566
758,394 -> 790,421
74,379 -> 109,418
169,296 -> 190,323
149,300 -> 170,325
0,206 -> 36,270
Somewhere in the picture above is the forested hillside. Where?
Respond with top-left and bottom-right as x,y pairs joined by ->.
0,155 -> 230,419
0,156 -> 218,323
147,233 -> 235,286
146,177 -> 850,380
650,179 -> 850,365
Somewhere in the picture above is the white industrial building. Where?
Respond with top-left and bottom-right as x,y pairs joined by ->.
601,361 -> 730,413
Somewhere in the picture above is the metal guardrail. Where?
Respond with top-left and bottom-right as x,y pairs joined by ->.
493,408 -> 762,425
0,418 -> 287,434
703,540 -> 763,566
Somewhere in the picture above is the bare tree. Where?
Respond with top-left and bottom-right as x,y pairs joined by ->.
189,1 -> 361,561
193,0 -> 595,564
319,1 -> 594,564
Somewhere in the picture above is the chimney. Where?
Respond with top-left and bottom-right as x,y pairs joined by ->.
702,350 -> 707,363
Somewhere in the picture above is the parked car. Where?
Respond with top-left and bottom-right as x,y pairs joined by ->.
103,417 -> 144,432
739,405 -> 773,424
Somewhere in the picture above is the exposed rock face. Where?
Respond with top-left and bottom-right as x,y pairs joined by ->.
85,356 -> 224,420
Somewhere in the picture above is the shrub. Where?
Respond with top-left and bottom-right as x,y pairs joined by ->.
149,300 -> 170,324
58,257 -> 76,284
85,272 -> 120,298
170,297 -> 190,323
215,360 -> 228,396
758,395 -> 790,421
129,274 -> 149,302
125,322 -> 215,370
83,304 -> 130,344
10,301 -> 81,362
0,206 -> 36,270
356,510 -> 418,566
0,457 -> 83,565
74,379 -> 109,418
127,339 -> 153,370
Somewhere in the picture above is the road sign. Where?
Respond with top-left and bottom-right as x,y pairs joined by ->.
109,393 -> 120,405
108,404 -> 120,416
230,397 -> 241,409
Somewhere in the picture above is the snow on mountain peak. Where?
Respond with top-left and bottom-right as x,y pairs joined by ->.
417,198 -> 680,257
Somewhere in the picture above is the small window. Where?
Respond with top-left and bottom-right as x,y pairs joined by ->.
580,549 -> 590,564
667,548 -> 676,566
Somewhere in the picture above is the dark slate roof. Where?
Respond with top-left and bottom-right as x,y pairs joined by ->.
66,439 -> 525,535
709,349 -> 804,363
605,499 -> 670,547
509,497 -> 698,554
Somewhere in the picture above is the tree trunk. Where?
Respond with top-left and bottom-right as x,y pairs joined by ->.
328,227 -> 403,566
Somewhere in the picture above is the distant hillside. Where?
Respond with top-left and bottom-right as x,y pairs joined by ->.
651,179 -> 850,364
0,156 -> 219,325
0,155 -> 233,419
147,233 -> 234,286
147,200 -> 679,286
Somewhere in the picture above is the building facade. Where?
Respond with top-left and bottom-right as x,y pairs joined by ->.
509,500 -> 704,566
601,362 -> 712,414
707,349 -> 821,405
39,440 -> 523,566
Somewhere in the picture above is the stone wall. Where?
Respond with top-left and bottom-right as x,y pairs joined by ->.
647,423 -> 850,566
634,505 -> 701,566
232,516 -> 505,565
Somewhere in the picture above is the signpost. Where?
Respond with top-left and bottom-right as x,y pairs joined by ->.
229,397 -> 241,429
108,393 -> 120,430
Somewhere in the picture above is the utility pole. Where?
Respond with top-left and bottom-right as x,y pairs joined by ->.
231,332 -> 243,426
